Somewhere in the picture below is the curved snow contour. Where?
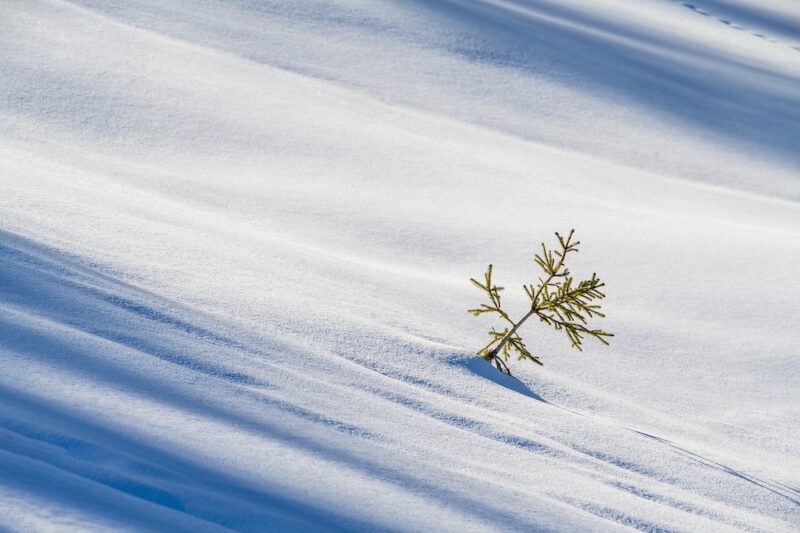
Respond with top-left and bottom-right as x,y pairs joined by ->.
37,0 -> 800,198
1,230 -> 797,530
1,0 -> 799,530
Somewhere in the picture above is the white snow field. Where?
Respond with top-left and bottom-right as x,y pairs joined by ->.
1,0 -> 799,530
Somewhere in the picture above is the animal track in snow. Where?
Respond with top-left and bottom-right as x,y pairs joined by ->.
672,1 -> 800,53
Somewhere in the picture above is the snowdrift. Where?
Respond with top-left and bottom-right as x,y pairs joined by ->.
1,0 -> 799,530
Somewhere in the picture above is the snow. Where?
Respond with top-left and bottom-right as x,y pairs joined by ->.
1,0 -> 799,530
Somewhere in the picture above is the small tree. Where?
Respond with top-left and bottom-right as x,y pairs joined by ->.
469,229 -> 612,374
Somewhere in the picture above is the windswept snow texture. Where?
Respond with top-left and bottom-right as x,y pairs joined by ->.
1,0 -> 799,531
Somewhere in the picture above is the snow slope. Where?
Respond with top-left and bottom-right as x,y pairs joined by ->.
1,0 -> 799,530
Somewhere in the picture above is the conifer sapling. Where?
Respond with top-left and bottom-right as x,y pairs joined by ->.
469,229 -> 613,374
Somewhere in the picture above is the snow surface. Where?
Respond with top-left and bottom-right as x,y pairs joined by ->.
1,0 -> 799,530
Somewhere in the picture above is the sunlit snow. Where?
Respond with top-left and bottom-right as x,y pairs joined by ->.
1,0 -> 799,530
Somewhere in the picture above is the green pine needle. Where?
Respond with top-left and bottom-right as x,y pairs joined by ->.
468,229 -> 613,375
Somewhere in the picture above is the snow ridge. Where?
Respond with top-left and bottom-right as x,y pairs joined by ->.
1,0 -> 799,530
